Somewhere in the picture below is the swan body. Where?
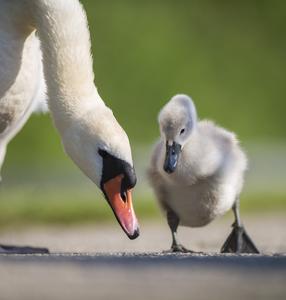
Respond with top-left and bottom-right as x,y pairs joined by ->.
0,0 -> 139,249
0,22 -> 46,173
149,94 -> 259,253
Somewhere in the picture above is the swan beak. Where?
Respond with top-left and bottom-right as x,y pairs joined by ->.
164,141 -> 181,173
103,175 -> 139,240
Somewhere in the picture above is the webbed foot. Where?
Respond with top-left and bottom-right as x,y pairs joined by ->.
163,244 -> 202,254
221,225 -> 259,254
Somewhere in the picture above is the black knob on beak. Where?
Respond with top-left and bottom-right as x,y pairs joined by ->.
163,141 -> 181,173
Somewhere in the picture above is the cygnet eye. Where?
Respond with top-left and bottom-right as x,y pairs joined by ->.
180,128 -> 185,135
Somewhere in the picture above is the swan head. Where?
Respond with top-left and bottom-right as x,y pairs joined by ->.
61,104 -> 139,240
158,94 -> 197,173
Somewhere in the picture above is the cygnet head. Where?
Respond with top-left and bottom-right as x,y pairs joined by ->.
61,103 -> 139,239
158,94 -> 197,173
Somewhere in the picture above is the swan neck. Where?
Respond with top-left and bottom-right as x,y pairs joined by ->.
28,0 -> 101,124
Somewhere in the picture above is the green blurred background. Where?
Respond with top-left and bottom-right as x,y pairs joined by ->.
0,0 -> 285,228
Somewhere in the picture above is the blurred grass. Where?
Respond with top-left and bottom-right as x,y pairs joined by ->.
0,186 -> 285,229
0,186 -> 160,228
85,0 -> 286,142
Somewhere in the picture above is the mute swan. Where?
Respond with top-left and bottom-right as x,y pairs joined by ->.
148,94 -> 259,253
0,0 -> 139,253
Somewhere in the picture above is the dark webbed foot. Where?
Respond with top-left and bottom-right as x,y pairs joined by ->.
221,201 -> 259,254
0,244 -> 49,254
221,225 -> 259,254
171,243 -> 194,253
162,243 -> 203,254
163,246 -> 194,254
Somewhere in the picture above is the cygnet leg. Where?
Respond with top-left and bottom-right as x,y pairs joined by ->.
166,209 -> 194,253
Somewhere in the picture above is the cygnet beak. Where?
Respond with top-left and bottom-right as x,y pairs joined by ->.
164,141 -> 181,173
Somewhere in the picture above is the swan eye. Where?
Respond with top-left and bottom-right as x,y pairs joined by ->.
180,128 -> 185,135
98,149 -> 108,158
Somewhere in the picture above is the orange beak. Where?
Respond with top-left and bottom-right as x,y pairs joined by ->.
103,175 -> 139,239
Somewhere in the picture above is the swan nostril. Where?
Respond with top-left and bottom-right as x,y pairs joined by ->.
120,190 -> 127,203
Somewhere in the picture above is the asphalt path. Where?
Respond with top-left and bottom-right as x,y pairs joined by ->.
0,215 -> 286,300
0,252 -> 286,300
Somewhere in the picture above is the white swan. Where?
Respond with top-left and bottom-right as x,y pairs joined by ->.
0,0 -> 139,253
148,94 -> 259,253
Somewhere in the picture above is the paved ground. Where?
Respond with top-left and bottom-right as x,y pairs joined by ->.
0,214 -> 285,300
1,253 -> 286,300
